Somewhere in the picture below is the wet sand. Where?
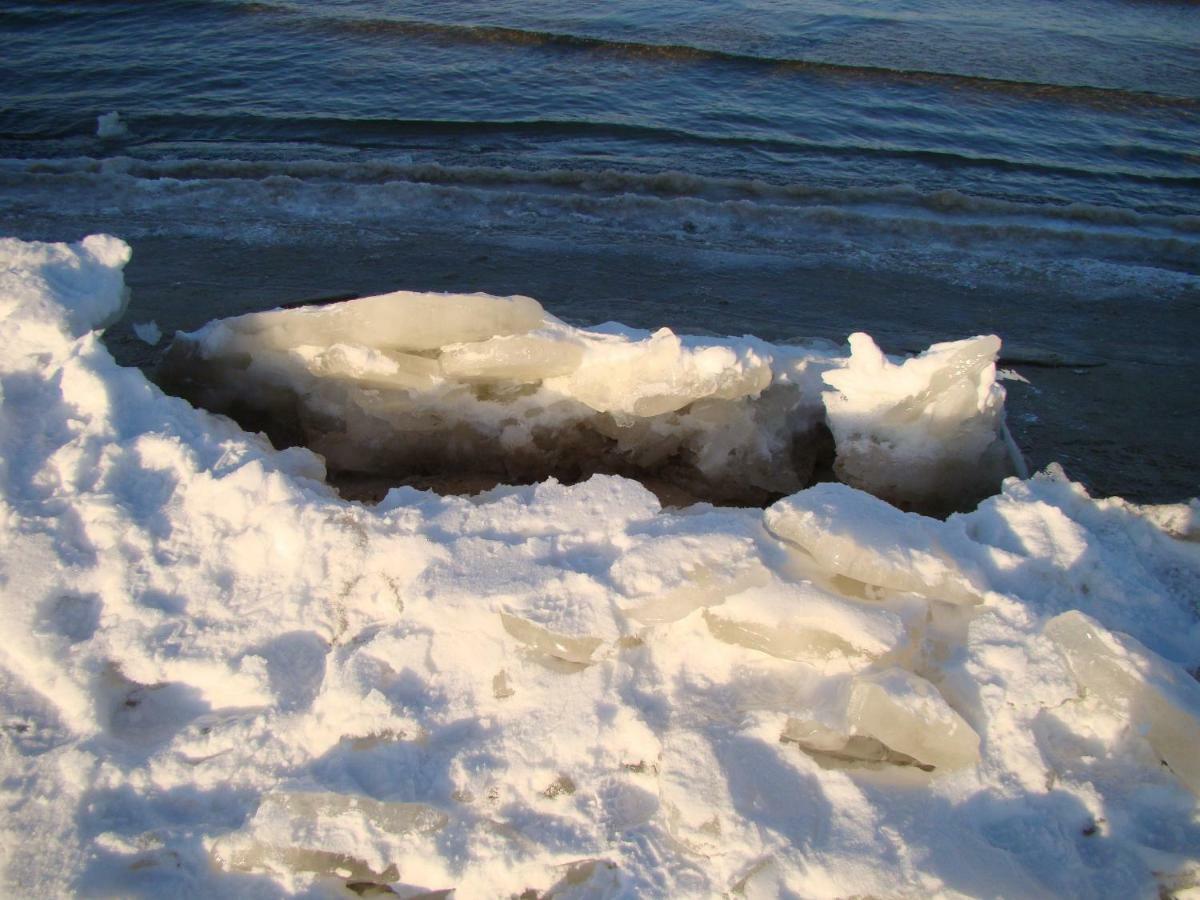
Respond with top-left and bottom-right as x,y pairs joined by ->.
101,233 -> 1200,505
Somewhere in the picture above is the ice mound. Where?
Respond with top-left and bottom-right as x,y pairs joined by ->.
824,332 -> 1021,513
160,289 -> 1020,511
5,237 -> 1200,898
1045,610 -> 1200,794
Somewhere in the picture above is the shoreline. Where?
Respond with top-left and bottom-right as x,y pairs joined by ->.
96,232 -> 1200,505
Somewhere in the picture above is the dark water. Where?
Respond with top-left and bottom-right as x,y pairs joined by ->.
2,0 -> 1198,500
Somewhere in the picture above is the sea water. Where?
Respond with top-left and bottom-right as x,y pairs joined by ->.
1,0 -> 1197,500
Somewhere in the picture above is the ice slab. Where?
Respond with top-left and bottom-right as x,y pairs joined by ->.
211,791 -> 448,883
844,668 -> 980,770
764,482 -> 983,604
823,332 -> 1018,513
160,290 -> 1017,511
703,580 -> 906,671
783,668 -> 980,772
1045,610 -> 1200,794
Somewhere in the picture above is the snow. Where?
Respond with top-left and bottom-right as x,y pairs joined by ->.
1,235 -> 1199,898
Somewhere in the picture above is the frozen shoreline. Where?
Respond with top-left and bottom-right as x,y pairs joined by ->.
100,232 -> 1200,505
1,236 -> 1199,897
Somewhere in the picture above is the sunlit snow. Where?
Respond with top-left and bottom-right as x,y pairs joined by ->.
1,236 -> 1198,898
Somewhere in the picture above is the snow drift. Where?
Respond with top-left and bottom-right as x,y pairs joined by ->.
158,287 -> 1020,513
1,236 -> 1199,898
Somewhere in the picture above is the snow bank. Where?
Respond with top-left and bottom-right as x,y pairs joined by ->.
1,236 -> 1199,898
159,288 -> 1021,513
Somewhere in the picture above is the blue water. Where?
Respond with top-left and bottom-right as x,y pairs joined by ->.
2,0 -> 1198,257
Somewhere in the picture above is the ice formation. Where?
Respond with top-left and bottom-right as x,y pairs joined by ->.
160,287 -> 1021,512
2,236 -> 1200,898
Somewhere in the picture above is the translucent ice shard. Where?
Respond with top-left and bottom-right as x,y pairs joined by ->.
703,580 -> 905,670
782,718 -> 932,771
845,668 -> 980,770
544,327 -> 772,417
1044,610 -> 1200,794
202,290 -> 546,354
500,612 -> 602,666
624,561 -> 771,625
764,483 -> 982,604
439,332 -> 585,381
823,333 -> 1019,513
210,791 -> 449,883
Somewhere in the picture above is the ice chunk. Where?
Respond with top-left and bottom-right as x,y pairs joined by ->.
200,290 -> 546,354
540,859 -> 621,899
500,612 -> 602,666
211,791 -> 448,882
545,327 -> 772,417
624,561 -> 771,625
132,320 -> 161,346
1044,611 -> 1200,794
96,111 -> 128,139
844,668 -> 980,770
823,333 -> 1019,513
161,291 -> 1017,509
764,483 -> 982,604
703,580 -> 906,670
439,331 -> 585,381
291,342 -> 442,390
782,718 -> 932,771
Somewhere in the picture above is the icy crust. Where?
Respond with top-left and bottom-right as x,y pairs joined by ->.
3,236 -> 1200,898
824,331 -> 1022,512
160,287 -> 1019,511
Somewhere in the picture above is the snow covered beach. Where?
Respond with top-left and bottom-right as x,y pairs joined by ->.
2,235 -> 1199,897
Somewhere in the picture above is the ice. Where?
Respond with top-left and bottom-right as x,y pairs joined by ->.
203,289 -> 546,353
1045,610 -> 1200,794
624,561 -> 771,625
96,111 -> 128,139
159,290 -> 1018,509
703,580 -> 906,671
823,332 -> 1020,513
845,668 -> 980,770
500,612 -> 603,666
781,718 -> 932,771
440,331 -> 585,381
780,668 -> 980,773
211,792 -> 449,883
131,320 -> 161,346
764,482 -> 983,604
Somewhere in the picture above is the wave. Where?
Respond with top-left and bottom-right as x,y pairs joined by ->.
12,154 -> 1200,237
237,6 -> 1200,112
4,111 -> 1197,192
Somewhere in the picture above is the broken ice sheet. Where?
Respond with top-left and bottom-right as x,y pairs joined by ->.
845,668 -> 980,770
822,332 -> 1017,513
500,612 -> 602,667
784,668 -> 980,772
612,528 -> 770,625
210,792 -> 449,886
764,482 -> 983,605
1045,610 -> 1200,794
703,579 -> 907,672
